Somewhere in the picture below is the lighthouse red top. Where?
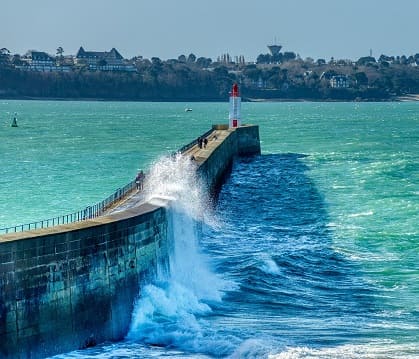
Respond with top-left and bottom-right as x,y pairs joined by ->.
231,83 -> 239,97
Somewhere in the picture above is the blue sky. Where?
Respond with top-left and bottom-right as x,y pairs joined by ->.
1,0 -> 418,61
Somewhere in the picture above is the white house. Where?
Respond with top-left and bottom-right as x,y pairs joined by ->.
330,75 -> 350,88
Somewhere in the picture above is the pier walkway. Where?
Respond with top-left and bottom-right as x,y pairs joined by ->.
104,128 -> 227,214
0,128 -> 227,236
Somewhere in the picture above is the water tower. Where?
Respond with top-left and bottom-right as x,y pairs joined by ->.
268,44 -> 282,57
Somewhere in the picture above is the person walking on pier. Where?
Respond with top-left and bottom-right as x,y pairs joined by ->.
135,170 -> 145,190
197,137 -> 203,149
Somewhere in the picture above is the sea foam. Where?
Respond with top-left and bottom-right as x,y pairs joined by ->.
127,154 -> 231,354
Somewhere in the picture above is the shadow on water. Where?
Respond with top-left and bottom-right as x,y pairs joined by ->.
48,153 -> 385,359
205,153 -> 376,349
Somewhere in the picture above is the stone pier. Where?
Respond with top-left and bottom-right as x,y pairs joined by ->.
0,125 -> 260,358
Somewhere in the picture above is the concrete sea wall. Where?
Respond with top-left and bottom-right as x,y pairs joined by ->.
0,125 -> 260,358
197,125 -> 261,193
0,204 -> 169,358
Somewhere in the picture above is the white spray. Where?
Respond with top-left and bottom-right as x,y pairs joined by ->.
127,153 -> 229,352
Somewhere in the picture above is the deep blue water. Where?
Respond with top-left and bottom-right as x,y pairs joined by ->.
206,155 -> 379,352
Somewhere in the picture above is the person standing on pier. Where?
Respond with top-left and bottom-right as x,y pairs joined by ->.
135,170 -> 145,190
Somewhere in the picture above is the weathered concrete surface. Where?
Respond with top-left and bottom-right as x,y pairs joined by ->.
0,204 -> 169,358
0,125 -> 260,358
187,125 -> 261,193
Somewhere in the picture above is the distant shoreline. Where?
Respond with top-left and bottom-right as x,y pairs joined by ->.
249,94 -> 419,102
396,94 -> 419,102
1,95 -> 419,103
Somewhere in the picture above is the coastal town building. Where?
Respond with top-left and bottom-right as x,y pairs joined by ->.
16,51 -> 71,72
330,75 -> 350,88
75,47 -> 136,72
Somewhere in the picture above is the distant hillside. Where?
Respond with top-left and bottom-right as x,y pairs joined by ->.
1,50 -> 419,101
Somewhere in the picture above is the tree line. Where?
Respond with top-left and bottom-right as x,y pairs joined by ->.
1,48 -> 419,101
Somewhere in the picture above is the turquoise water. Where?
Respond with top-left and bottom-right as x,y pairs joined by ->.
0,101 -> 225,228
1,100 -> 419,358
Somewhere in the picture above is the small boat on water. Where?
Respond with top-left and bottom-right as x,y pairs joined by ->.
11,113 -> 18,127
185,108 -> 192,112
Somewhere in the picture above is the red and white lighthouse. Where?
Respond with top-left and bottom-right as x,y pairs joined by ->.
229,83 -> 241,128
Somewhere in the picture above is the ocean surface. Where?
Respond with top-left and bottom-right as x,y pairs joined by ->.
1,100 -> 418,358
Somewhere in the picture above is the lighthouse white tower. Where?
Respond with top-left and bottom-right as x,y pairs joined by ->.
229,83 -> 241,128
